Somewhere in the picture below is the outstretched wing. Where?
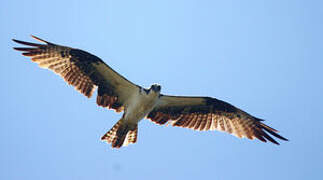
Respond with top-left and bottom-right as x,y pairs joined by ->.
13,35 -> 139,112
147,95 -> 288,145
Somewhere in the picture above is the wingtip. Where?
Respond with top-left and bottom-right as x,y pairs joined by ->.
280,136 -> 289,142
30,35 -> 48,44
12,38 -> 43,47
259,122 -> 289,143
12,39 -> 19,43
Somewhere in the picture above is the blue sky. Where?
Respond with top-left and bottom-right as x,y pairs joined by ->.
1,0 -> 322,180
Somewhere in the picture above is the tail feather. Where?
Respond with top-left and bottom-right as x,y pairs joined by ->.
124,126 -> 138,146
101,120 -> 138,148
101,120 -> 122,144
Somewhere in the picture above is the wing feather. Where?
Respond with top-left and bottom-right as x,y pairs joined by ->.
13,35 -> 139,112
147,95 -> 288,145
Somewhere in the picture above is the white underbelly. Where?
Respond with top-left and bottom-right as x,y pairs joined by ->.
124,92 -> 158,124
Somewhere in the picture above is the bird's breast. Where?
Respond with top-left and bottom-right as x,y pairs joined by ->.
124,91 -> 159,123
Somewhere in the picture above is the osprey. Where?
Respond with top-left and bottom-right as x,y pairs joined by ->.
13,36 -> 288,148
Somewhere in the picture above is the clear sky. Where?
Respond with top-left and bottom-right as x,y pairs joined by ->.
1,0 -> 322,180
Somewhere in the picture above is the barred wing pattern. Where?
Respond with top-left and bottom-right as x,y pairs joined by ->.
13,36 -> 139,112
147,95 -> 288,144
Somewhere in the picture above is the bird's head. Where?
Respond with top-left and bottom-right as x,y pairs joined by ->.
150,83 -> 161,93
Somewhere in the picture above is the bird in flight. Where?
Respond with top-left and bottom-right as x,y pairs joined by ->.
13,36 -> 288,148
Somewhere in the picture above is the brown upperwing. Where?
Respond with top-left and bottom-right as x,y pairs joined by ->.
13,35 -> 139,112
147,95 -> 288,144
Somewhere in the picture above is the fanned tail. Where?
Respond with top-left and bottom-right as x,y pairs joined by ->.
101,120 -> 138,148
125,126 -> 138,146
